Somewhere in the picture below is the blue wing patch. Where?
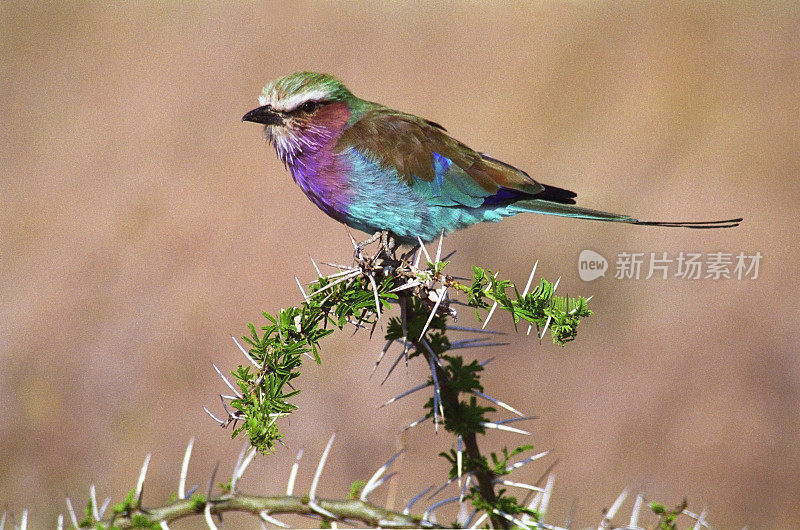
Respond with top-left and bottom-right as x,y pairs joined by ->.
410,152 -> 488,208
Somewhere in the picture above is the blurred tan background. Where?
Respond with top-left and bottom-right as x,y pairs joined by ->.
2,2 -> 799,528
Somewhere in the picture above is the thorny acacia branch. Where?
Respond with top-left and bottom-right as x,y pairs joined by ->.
201,234 -> 593,528
1,235 -> 711,529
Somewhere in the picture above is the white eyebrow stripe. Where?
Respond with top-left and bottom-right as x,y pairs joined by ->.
271,89 -> 332,112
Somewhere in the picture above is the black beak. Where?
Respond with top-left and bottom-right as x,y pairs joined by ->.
242,105 -> 284,125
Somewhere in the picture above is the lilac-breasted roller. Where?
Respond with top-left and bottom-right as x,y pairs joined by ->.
243,72 -> 741,244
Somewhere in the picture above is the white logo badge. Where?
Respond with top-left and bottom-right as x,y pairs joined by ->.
578,250 -> 608,281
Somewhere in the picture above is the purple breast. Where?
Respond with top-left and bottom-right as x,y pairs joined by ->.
287,102 -> 355,224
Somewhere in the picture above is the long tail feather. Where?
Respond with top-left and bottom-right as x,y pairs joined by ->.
633,218 -> 742,229
514,199 -> 742,229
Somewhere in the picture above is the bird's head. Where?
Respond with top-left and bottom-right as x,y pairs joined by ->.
243,72 -> 357,165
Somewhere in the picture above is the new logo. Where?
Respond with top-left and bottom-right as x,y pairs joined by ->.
578,250 -> 608,281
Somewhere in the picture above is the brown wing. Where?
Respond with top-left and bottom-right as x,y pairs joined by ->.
334,108 -> 545,197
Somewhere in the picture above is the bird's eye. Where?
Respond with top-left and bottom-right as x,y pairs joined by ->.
300,101 -> 319,113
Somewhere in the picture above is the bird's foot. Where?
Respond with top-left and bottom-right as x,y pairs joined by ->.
355,231 -> 383,258
354,230 -> 398,264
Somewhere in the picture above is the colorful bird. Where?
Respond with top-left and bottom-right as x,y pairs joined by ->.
243,72 -> 741,244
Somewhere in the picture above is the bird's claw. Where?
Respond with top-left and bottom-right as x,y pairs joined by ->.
353,231 -> 398,267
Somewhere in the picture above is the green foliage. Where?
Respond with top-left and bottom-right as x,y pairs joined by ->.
488,445 -> 536,477
470,489 -> 541,524
188,493 -> 206,511
218,480 -> 232,494
467,266 -> 592,344
348,480 -> 367,500
79,496 -> 95,527
111,490 -> 136,517
385,295 -> 449,351
64,249 -> 710,529
223,252 -> 595,526
231,273 -> 398,453
651,499 -> 688,530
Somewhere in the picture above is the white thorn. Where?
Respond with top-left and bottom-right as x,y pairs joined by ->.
232,446 -> 257,492
90,484 -> 99,521
416,236 -> 432,263
460,506 -> 477,528
495,479 -> 545,493
495,509 -> 532,530
482,301 -> 499,330
629,492 -> 643,528
501,417 -> 545,428
380,381 -> 432,408
232,336 -> 260,367
480,422 -> 530,435
360,472 -> 396,502
388,279 -> 422,293
367,273 -> 382,327
404,486 -> 434,515
286,448 -> 303,495
310,257 -> 322,276
295,276 -> 309,302
19,510 -> 27,530
691,508 -> 709,530
403,415 -> 429,430
469,512 -> 488,529
65,498 -> 78,529
423,496 -> 459,522
361,451 -> 402,501
505,450 -> 549,472
471,390 -> 524,416
135,453 -> 152,504
56,514 -> 62,530
435,229 -> 445,263
308,270 -> 360,298
521,261 -> 539,297
160,521 -> 170,530
309,499 -> 337,520
310,434 -> 336,502
203,406 -> 224,425
459,473 -> 472,503
457,435 -> 463,484
540,473 -> 555,517
422,340 -> 444,427
450,340 -> 508,350
204,502 -> 218,529
428,476 -> 456,500
527,487 -> 543,514
260,510 -> 290,528
539,277 -> 561,340
419,286 -> 447,339
212,364 -> 242,398
179,437 -> 195,498
599,488 -> 628,529
99,497 -> 111,519
447,325 -> 504,335
413,247 -> 422,268
319,266 -> 360,280
539,317 -> 553,339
